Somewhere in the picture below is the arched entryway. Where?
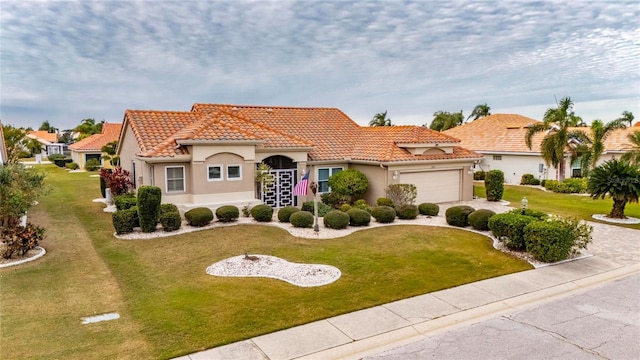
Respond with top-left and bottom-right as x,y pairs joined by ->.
259,155 -> 298,208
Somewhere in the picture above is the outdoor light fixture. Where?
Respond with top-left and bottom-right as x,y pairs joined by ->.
392,170 -> 399,180
521,196 -> 528,214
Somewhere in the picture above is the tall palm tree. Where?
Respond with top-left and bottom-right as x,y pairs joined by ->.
73,118 -> 104,140
588,159 -> 640,219
621,130 -> 640,166
466,103 -> 491,122
526,97 -> 582,181
428,110 -> 464,131
617,111 -> 634,127
569,119 -> 627,177
369,111 -> 392,126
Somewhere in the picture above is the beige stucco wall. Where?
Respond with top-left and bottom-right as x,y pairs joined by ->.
349,163 -> 389,204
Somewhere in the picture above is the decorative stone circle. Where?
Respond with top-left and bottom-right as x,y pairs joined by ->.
591,214 -> 640,225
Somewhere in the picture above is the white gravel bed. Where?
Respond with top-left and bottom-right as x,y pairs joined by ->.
206,255 -> 341,287
592,214 -> 640,224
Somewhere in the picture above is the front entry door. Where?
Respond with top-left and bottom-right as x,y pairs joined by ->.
261,169 -> 297,208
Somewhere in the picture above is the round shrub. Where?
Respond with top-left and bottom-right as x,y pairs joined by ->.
160,203 -> 179,216
290,211 -> 314,228
327,169 -> 369,201
114,193 -> 137,211
84,158 -> 101,171
445,205 -> 475,227
484,169 -> 504,201
488,213 -> 538,250
353,199 -> 372,213
65,162 -> 79,170
323,210 -> 350,229
468,209 -> 496,231
396,204 -> 418,219
277,206 -> 300,222
251,204 -> 273,222
339,203 -> 352,212
347,208 -> 371,226
302,201 -> 331,217
376,197 -> 394,207
185,207 -> 214,227
216,205 -> 240,222
160,211 -> 182,232
524,220 -> 573,262
112,207 -> 139,234
371,206 -> 396,223
418,203 -> 439,216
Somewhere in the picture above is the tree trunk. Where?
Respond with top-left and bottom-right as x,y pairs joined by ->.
609,199 -> 627,219
558,158 -> 566,182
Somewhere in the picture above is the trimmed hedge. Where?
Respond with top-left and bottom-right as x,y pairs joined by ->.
445,205 -> 475,227
507,208 -> 548,220
85,158 -> 101,171
216,205 -> 240,222
323,210 -> 350,229
290,211 -> 314,228
485,170 -> 504,201
137,186 -> 162,233
160,211 -> 182,232
473,170 -> 486,180
114,193 -> 137,211
371,206 -> 396,223
488,213 -> 537,250
185,207 -> 214,227
376,197 -> 394,207
353,199 -> 372,214
277,206 -> 299,223
251,204 -> 273,222
339,204 -> 352,212
418,203 -> 439,216
468,209 -> 496,231
160,203 -> 179,216
302,201 -> 332,217
524,220 -> 573,262
347,208 -> 371,226
396,204 -> 418,220
112,207 -> 139,234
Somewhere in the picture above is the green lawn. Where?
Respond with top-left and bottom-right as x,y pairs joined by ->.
474,183 -> 640,230
1,166 -> 532,359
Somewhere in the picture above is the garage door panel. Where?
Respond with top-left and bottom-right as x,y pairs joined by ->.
399,170 -> 461,203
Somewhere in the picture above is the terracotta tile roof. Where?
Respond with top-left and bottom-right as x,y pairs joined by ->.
124,110 -> 202,157
69,123 -> 123,151
602,127 -> 638,152
27,130 -> 57,143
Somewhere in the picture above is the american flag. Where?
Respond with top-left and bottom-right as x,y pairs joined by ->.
293,172 -> 309,196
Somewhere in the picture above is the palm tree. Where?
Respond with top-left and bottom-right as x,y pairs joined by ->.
569,119 -> 627,177
617,111 -> 634,127
466,103 -> 491,122
526,97 -> 582,181
588,159 -> 640,219
369,111 -> 392,126
73,118 -> 104,140
38,120 -> 57,133
621,130 -> 640,165
428,110 -> 464,131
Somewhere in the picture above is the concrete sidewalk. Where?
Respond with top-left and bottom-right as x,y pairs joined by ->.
174,256 -> 640,360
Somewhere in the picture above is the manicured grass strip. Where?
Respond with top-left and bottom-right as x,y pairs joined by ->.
474,183 -> 640,230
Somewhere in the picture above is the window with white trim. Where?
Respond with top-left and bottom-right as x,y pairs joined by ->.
166,166 -> 185,192
227,164 -> 242,180
207,165 -> 223,181
318,167 -> 342,193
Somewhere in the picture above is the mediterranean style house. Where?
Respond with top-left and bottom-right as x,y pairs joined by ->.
69,123 -> 122,169
444,114 -> 636,183
115,104 -> 482,211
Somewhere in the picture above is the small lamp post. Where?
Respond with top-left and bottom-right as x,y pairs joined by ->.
521,196 -> 528,215
309,181 -> 319,233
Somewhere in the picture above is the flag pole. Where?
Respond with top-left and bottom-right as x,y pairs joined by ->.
309,181 -> 319,234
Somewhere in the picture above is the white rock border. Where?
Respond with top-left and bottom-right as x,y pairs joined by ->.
591,214 -> 640,224
206,255 -> 341,287
0,246 -> 46,268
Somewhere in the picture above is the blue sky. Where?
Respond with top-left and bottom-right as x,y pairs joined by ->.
1,0 -> 639,130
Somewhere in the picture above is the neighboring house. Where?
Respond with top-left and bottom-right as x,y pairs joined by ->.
444,114 -> 635,183
25,130 -> 60,157
116,104 -> 482,211
69,123 -> 122,169
0,120 -> 7,165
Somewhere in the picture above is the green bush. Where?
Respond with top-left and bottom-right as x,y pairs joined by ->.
323,210 -> 350,229
371,206 -> 396,223
327,169 -> 369,201
540,180 -> 547,187
65,162 -> 79,170
185,207 -> 214,227
54,158 -> 73,168
100,172 -> 109,198
160,211 -> 182,232
418,203 -> 439,216
320,192 -> 350,209
488,213 -> 538,250
0,223 -> 45,259
520,174 -> 535,185
386,184 -> 417,206
530,178 -> 541,186
468,209 -> 496,231
473,170 -> 486,180
353,199 -> 372,213
376,197 -> 394,207
114,193 -> 137,211
112,208 -> 139,234
507,208 -> 548,220
160,203 -> 179,216
524,220 -> 573,262
445,205 -> 475,227
137,186 -> 162,233
302,201 -> 332,217
347,208 -> 371,226
484,170 -> 504,201
47,154 -> 66,162
216,205 -> 240,222
563,178 -> 588,193
339,203 -> 352,212
290,211 -> 314,228
277,206 -> 299,223
396,204 -> 418,219
251,204 -> 273,222
84,158 -> 101,171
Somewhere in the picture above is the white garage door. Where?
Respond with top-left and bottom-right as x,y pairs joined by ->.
399,170 -> 461,203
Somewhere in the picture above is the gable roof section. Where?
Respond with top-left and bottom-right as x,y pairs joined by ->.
27,130 -> 57,144
69,123 -> 123,151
